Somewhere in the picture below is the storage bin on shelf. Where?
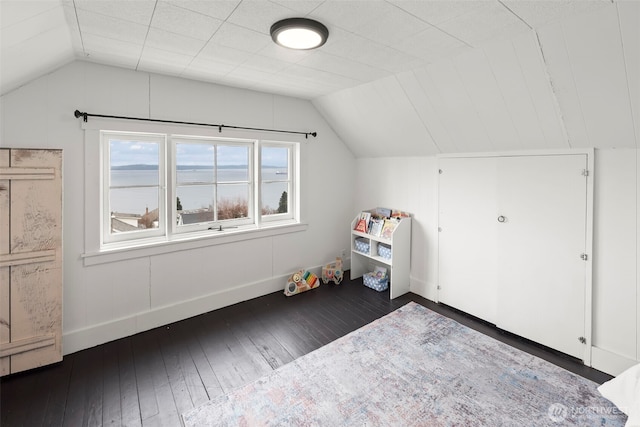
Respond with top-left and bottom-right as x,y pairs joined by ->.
378,243 -> 392,259
363,272 -> 389,292
354,237 -> 370,254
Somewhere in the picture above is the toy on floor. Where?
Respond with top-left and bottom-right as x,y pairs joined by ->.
284,269 -> 320,296
322,257 -> 343,284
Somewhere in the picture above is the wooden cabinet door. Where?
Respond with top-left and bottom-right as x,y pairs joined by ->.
0,148 -> 63,375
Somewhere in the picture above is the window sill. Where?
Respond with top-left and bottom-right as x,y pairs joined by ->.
82,222 -> 308,266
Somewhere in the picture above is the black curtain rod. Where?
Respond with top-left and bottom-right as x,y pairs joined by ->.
73,110 -> 317,139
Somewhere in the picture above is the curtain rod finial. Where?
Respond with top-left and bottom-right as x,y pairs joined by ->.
74,110 -> 88,122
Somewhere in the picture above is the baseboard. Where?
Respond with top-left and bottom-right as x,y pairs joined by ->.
591,346 -> 638,376
63,267 -> 322,355
410,276 -> 437,301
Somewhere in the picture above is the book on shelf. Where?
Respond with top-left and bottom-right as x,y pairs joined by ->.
368,218 -> 384,237
376,207 -> 392,218
354,218 -> 367,233
373,265 -> 388,278
354,211 -> 371,233
380,218 -> 399,239
391,209 -> 411,219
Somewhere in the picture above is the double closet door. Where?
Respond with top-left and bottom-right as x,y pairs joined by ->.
438,153 -> 590,361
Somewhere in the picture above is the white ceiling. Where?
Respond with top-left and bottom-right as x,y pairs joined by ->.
1,0 -> 612,99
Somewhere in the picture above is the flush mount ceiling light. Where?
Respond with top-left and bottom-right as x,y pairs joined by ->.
270,18 -> 329,50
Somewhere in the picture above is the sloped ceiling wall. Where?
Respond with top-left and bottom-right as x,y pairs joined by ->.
313,1 -> 639,157
0,0 -> 75,96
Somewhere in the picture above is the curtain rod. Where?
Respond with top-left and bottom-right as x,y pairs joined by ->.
73,110 -> 317,139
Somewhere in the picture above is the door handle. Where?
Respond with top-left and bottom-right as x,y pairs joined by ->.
497,215 -> 506,223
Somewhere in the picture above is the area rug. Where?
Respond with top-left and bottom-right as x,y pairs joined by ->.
181,302 -> 626,426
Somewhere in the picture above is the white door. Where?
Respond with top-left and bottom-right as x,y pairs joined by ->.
437,153 -> 589,361
495,154 -> 587,359
438,156 -> 499,323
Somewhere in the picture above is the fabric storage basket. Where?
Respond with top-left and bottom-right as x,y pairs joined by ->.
354,237 -> 370,254
377,243 -> 392,259
363,272 -> 389,292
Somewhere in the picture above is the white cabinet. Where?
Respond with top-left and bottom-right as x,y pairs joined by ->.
438,151 -> 593,362
350,214 -> 411,299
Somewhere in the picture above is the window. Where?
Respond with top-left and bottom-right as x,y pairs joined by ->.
102,132 -> 166,244
260,144 -> 293,222
101,131 -> 299,248
173,137 -> 254,232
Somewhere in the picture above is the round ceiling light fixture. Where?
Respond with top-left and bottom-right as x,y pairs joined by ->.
270,18 -> 329,50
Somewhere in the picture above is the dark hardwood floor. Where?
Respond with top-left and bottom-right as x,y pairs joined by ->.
0,272 -> 612,426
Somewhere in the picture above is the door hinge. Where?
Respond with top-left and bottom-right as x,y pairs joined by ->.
578,336 -> 587,344
439,169 -> 443,174
580,253 -> 588,261
437,285 -> 441,290
582,169 -> 589,177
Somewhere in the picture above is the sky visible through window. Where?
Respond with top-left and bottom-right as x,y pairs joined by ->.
109,139 -> 158,167
109,139 -> 288,168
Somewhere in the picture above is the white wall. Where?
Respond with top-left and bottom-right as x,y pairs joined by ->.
591,149 -> 639,375
0,61 -> 356,354
330,0 -> 640,377
354,149 -> 640,376
353,157 -> 439,300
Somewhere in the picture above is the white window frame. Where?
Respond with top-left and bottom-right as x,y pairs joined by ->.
259,141 -> 297,224
170,135 -> 256,235
97,128 -> 300,252
101,131 -> 167,245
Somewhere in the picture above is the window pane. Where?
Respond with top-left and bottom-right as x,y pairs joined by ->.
176,143 -> 214,184
218,145 -> 249,182
262,182 -> 289,215
110,187 -> 160,232
176,185 -> 215,225
111,168 -> 159,187
217,184 -> 249,220
108,137 -> 161,237
261,146 -> 290,217
110,139 -> 159,186
262,146 -> 289,181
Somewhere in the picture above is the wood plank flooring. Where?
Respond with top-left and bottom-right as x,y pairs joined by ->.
0,273 -> 612,426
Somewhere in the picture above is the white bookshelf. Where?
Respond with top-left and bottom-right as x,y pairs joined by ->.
350,213 -> 411,299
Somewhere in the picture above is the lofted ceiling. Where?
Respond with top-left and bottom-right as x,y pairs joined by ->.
2,1 -> 637,158
1,0 -> 612,99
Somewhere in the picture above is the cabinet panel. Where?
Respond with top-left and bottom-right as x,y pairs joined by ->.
0,150 -> 9,375
438,152 -> 590,361
0,267 -> 8,375
438,156 -> 499,323
0,148 -> 63,375
496,155 -> 587,359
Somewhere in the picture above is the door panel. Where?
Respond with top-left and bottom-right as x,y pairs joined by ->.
438,157 -> 499,323
0,150 -> 9,375
0,148 -> 62,375
496,154 -> 587,359
438,153 -> 589,360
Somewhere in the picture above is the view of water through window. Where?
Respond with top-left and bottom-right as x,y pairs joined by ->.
107,138 -> 291,234
110,167 -> 287,215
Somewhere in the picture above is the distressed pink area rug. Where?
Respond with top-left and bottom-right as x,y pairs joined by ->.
181,302 -> 626,426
